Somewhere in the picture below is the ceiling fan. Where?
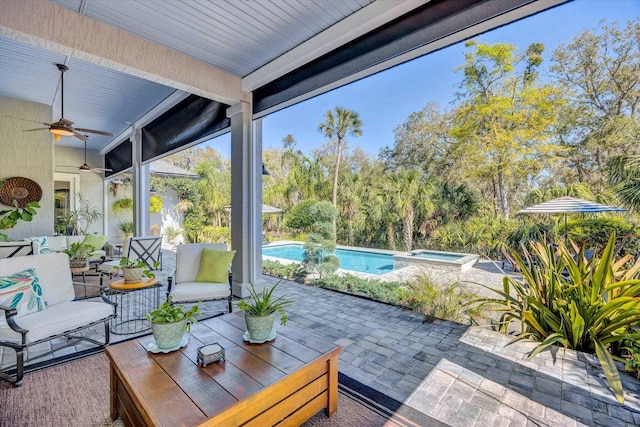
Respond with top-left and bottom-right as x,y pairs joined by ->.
59,140 -> 113,174
24,63 -> 115,142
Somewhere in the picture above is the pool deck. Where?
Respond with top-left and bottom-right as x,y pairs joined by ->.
2,244 -> 639,426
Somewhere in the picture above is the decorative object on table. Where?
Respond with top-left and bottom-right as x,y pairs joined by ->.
118,257 -> 158,283
237,281 -> 294,343
63,242 -> 92,268
197,343 -> 225,367
0,177 -> 42,208
146,296 -> 200,349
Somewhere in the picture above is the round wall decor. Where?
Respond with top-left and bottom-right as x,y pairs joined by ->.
0,177 -> 43,208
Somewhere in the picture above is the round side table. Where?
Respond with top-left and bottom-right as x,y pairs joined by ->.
108,277 -> 160,335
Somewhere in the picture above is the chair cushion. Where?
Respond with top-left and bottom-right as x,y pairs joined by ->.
169,282 -> 230,303
195,248 -> 235,283
0,301 -> 113,344
0,268 -> 46,318
83,234 -> 109,252
176,243 -> 227,283
24,236 -> 49,253
47,236 -> 68,252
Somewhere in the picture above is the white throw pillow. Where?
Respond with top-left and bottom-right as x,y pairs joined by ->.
0,268 -> 47,317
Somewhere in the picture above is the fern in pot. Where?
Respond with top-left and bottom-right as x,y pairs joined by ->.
146,297 -> 200,349
237,281 -> 294,343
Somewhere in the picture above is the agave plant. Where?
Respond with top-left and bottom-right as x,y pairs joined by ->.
477,233 -> 640,405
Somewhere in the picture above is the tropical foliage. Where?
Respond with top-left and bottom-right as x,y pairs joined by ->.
476,234 -> 640,404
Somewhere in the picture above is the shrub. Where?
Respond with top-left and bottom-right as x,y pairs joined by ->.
150,195 -> 163,214
262,260 -> 300,279
399,274 -> 481,324
562,217 -> 636,255
623,328 -> 640,380
284,200 -> 317,231
476,234 -> 640,405
311,274 -> 405,305
112,198 -> 133,213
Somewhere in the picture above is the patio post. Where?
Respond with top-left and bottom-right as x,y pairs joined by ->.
228,102 -> 266,297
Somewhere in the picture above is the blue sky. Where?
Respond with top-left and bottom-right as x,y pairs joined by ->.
207,0 -> 639,159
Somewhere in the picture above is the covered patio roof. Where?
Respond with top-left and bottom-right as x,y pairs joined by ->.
0,0 -> 568,296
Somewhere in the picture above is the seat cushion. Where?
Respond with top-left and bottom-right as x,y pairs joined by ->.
169,282 -> 230,303
195,248 -> 235,283
0,268 -> 46,318
47,236 -> 68,252
0,300 -> 113,344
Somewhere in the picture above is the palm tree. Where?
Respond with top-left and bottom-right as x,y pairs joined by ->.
390,169 -> 433,252
318,106 -> 363,231
608,155 -> 640,212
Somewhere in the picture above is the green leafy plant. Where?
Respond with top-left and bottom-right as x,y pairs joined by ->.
63,193 -> 102,235
63,242 -> 92,260
476,233 -> 640,405
262,260 -> 300,279
112,197 -> 133,213
237,281 -> 294,326
623,337 -> 640,379
117,220 -> 134,234
118,257 -> 159,279
400,274 -> 482,324
146,296 -> 200,331
0,200 -> 40,230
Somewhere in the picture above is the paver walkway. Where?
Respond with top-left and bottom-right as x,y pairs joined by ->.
2,246 -> 639,426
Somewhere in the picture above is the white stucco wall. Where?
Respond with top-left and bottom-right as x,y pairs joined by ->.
0,97 -> 55,239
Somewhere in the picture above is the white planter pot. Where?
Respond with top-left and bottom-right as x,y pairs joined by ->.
123,267 -> 144,283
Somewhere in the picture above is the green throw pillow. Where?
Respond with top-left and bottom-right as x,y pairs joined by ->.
195,248 -> 236,283
82,234 -> 109,252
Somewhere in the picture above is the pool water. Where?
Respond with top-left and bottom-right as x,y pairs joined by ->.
262,244 -> 395,275
411,251 -> 464,261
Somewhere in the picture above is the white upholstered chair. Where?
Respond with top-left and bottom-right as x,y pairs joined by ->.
167,242 -> 233,313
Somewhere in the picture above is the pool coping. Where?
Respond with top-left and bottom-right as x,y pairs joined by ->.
394,249 -> 479,272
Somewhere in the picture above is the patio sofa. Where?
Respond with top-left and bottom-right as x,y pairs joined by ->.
0,252 -> 116,386
24,234 -> 114,261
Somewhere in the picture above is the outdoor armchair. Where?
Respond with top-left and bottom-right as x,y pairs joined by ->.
0,242 -> 35,259
98,236 -> 163,280
167,242 -> 233,313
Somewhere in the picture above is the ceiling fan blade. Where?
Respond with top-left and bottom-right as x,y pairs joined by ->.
24,128 -> 50,132
93,167 -> 113,172
75,128 -> 115,137
2,115 -> 52,126
57,118 -> 74,126
71,130 -> 89,141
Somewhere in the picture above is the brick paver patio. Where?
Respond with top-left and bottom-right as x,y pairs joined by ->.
1,247 -> 639,426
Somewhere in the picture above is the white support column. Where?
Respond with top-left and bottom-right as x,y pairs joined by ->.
132,128 -> 150,236
228,101 -> 265,297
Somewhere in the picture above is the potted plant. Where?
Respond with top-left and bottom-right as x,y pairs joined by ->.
118,220 -> 134,239
237,281 -> 294,342
63,193 -> 102,235
63,242 -> 93,268
118,257 -> 158,283
150,224 -> 161,236
146,297 -> 200,349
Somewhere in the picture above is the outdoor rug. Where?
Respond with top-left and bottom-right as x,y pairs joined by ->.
0,352 -> 442,427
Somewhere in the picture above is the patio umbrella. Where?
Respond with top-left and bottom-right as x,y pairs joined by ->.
517,196 -> 627,240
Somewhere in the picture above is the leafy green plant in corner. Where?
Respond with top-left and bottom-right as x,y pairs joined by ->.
475,233 -> 640,405
237,281 -> 294,326
146,296 -> 200,331
118,257 -> 160,279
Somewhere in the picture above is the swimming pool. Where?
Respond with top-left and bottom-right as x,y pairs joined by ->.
262,244 -> 395,275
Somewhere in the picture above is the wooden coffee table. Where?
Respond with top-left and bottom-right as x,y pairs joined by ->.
106,313 -> 342,426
